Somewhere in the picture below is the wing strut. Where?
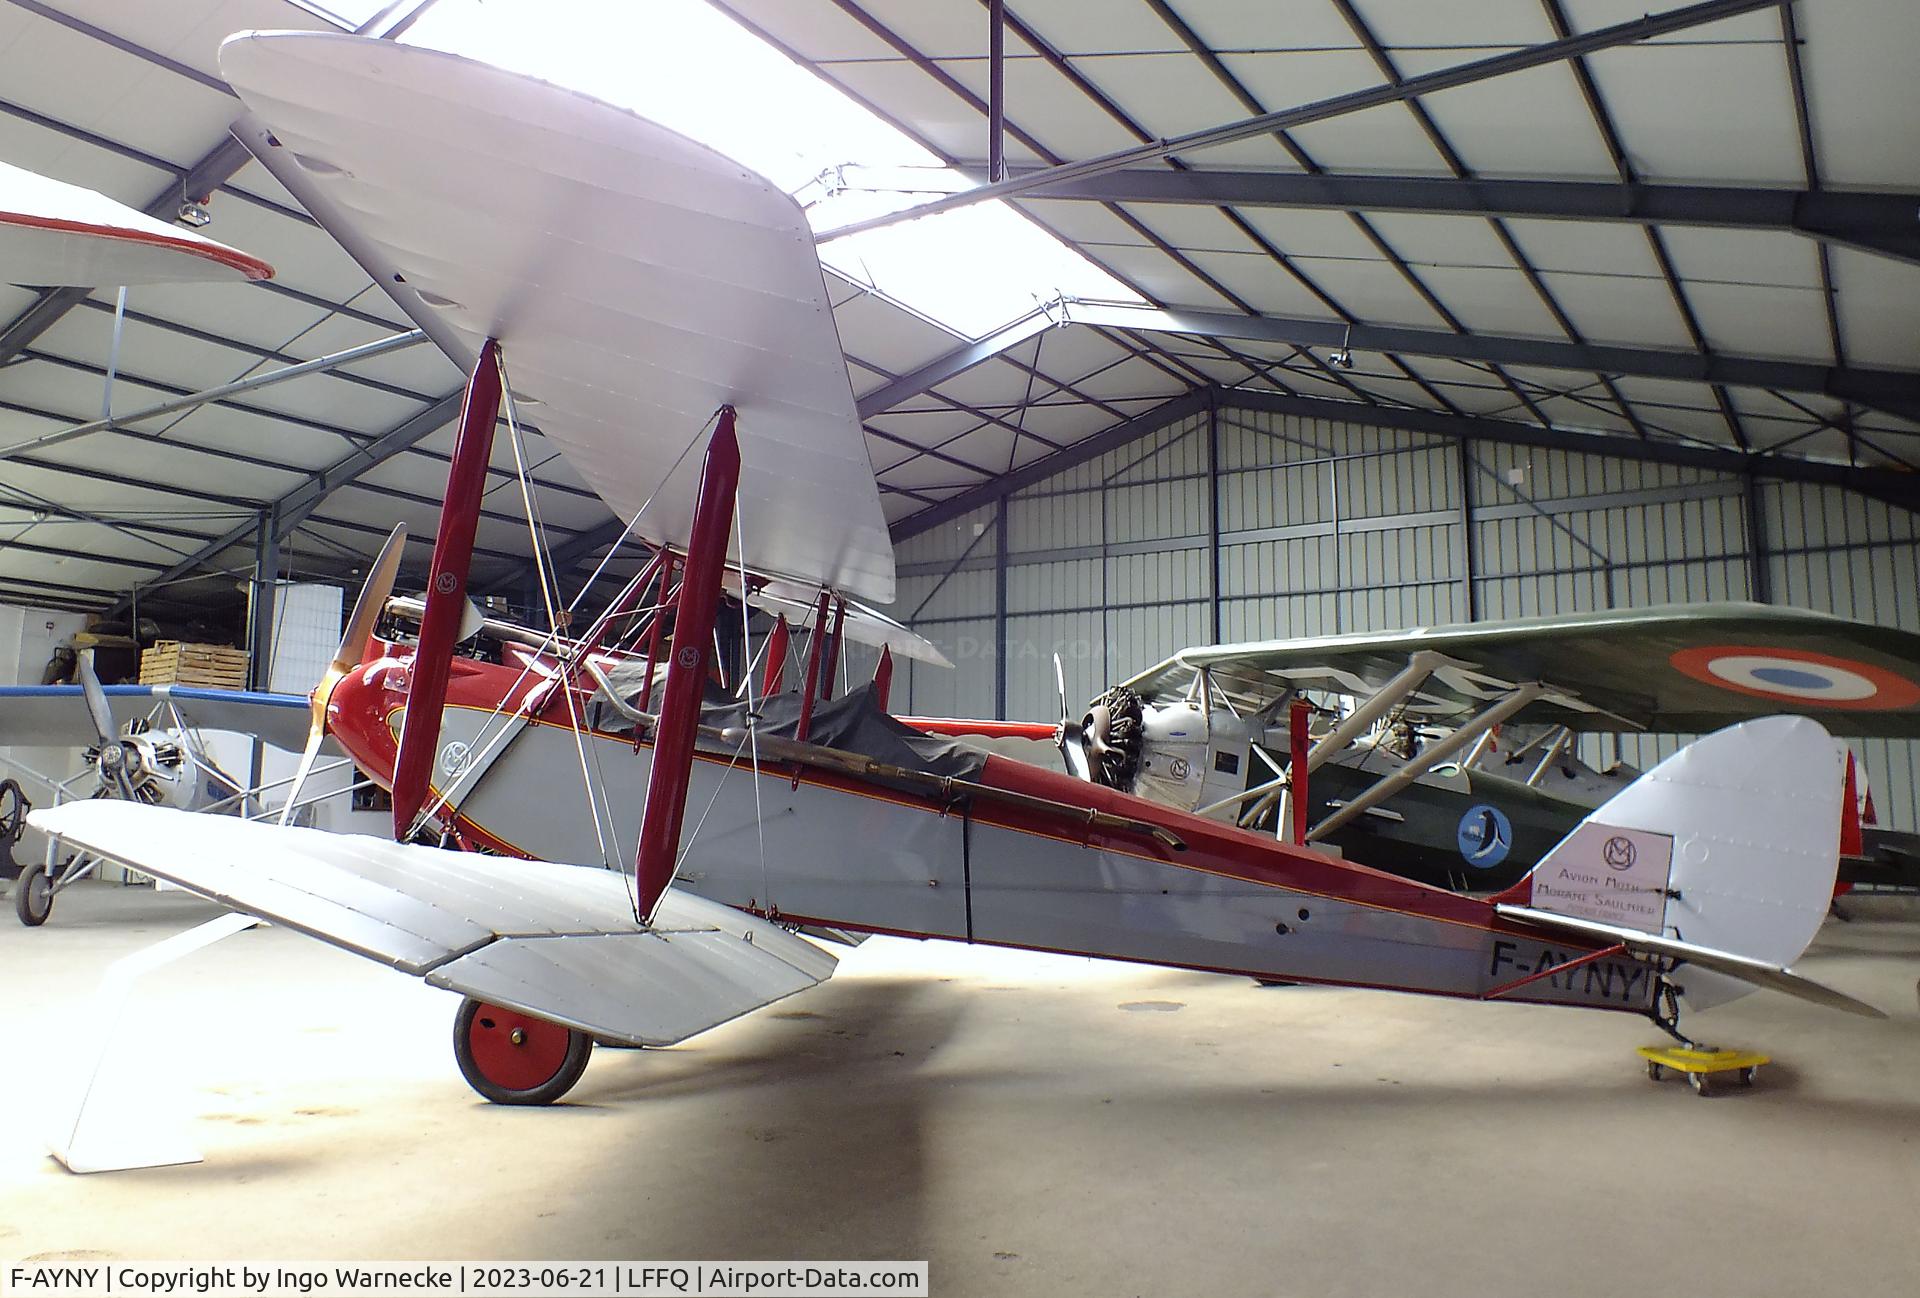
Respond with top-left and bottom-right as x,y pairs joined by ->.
634,407 -> 741,921
393,338 -> 502,840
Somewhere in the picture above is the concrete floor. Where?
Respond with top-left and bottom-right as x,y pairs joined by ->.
1,882 -> 1917,1297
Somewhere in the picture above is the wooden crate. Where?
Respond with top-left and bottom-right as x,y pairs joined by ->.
138,640 -> 250,690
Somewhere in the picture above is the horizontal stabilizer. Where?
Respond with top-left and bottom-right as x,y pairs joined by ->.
29,802 -> 834,1046
1496,903 -> 1883,1019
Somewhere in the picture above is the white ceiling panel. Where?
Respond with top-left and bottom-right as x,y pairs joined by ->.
1088,242 -> 1241,310
935,47 -> 1145,160
1657,226 -> 1824,291
1177,248 -> 1339,318
716,0 -> 912,64
1399,263 -> 1565,337
1287,103 -> 1460,176
1356,211 -> 1516,268
1798,0 -> 1920,187
1685,280 -> 1832,362
830,288 -> 967,375
1399,63 -> 1618,181
1286,256 -> 1449,328
1500,218 -> 1662,278
1046,53 -> 1259,143
1577,35 -> 1803,184
1534,270 -> 1694,351
1233,206 -> 1389,261
1828,248 -> 1920,369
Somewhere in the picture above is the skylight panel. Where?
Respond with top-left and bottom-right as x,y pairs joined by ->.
286,0 -> 405,32
401,0 -> 1143,341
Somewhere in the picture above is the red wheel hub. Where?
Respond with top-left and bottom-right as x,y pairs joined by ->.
464,1004 -> 573,1092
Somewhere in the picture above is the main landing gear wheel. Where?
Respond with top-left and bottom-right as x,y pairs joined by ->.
14,862 -> 52,927
453,998 -> 593,1105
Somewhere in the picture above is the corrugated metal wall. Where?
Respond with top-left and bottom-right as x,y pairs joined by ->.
890,403 -> 1920,828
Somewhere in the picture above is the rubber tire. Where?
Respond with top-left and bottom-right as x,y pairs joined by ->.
13,862 -> 51,927
1646,1061 -> 1664,1082
1688,1069 -> 1708,1097
452,998 -> 592,1106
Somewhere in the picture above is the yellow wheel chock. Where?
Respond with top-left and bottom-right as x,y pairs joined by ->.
1636,1045 -> 1769,1097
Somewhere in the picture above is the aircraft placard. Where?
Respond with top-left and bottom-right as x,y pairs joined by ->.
1529,821 -> 1674,929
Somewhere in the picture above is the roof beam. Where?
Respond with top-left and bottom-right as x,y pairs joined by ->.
1055,300 -> 1920,424
1218,387 -> 1920,510
854,309 -> 1055,419
0,330 -> 427,465
890,390 -> 1211,540
902,170 -> 1920,268
818,0 -> 1779,241
103,392 -> 464,616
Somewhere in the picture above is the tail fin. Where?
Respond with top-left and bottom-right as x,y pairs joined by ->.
1493,715 -> 1882,1018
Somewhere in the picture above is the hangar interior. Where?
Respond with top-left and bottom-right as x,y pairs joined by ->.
2,0 -> 1918,1294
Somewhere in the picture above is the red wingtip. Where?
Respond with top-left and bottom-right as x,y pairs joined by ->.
1841,750 -> 1864,859
1836,750 -> 1862,897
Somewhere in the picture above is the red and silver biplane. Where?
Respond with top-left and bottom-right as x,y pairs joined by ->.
31,32 -> 1886,1111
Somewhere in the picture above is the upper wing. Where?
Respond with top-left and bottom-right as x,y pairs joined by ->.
29,801 -> 834,1047
219,31 -> 895,604
0,684 -> 313,753
1,158 -> 273,286
1123,602 -> 1920,736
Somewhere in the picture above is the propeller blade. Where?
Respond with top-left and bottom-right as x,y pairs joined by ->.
279,524 -> 407,826
1051,652 -> 1092,781
277,725 -> 327,827
75,650 -> 117,747
333,524 -> 408,676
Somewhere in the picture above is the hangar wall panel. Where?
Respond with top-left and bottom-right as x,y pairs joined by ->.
892,403 -> 1920,832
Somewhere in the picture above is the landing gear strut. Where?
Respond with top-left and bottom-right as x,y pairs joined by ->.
452,998 -> 593,1105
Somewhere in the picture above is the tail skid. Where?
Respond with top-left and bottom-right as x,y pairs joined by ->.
1495,715 -> 1882,1020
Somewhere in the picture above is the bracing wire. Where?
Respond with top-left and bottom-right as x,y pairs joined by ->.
497,353 -> 611,868
728,484 -> 774,918
411,409 -> 717,840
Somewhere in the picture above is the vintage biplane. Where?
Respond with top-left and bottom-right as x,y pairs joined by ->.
29,32 -> 1887,1117
0,658 -> 317,925
1072,605 -> 1920,891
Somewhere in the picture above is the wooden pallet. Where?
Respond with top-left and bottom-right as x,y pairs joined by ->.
138,640 -> 250,690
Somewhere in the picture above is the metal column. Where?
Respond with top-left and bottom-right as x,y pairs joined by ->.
1456,442 -> 1479,621
1207,394 -> 1223,643
1745,474 -> 1772,603
987,0 -> 1007,183
994,497 -> 1010,720
247,507 -> 280,691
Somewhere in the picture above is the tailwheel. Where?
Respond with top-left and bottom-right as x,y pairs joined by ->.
453,998 -> 592,1106
14,862 -> 52,927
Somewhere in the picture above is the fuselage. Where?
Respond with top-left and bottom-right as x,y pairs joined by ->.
325,638 -> 1656,1016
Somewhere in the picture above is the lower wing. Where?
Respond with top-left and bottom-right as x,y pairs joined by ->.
28,801 -> 835,1046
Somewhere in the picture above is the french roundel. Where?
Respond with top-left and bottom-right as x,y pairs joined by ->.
1669,645 -> 1920,711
